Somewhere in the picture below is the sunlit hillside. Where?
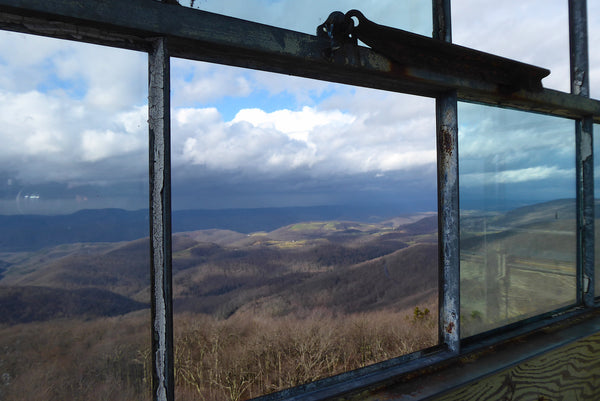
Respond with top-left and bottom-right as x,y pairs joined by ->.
0,211 -> 438,401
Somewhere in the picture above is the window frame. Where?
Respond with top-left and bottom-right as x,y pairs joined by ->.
0,0 -> 596,400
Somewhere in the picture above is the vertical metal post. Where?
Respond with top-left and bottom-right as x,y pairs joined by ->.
569,0 -> 594,306
433,0 -> 460,352
149,37 -> 174,401
433,0 -> 452,42
569,0 -> 590,98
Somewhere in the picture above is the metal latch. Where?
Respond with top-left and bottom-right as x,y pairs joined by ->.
317,10 -> 550,93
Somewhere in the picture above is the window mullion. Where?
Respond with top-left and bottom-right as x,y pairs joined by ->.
434,0 -> 460,352
569,0 -> 595,305
149,36 -> 175,401
576,117 -> 594,305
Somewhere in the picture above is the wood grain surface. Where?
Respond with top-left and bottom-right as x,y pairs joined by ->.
434,331 -> 600,401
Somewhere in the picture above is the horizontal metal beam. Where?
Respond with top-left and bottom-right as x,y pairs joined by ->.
0,0 -> 599,122
258,307 -> 600,400
356,308 -> 600,400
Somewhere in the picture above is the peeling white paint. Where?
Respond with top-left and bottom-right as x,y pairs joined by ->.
149,37 -> 172,401
581,122 -> 593,160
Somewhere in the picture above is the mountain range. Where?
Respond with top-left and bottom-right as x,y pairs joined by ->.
0,211 -> 438,324
0,198 -> 583,325
0,205 -> 413,252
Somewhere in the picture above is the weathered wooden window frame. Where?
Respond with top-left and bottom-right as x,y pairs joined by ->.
0,0 -> 597,400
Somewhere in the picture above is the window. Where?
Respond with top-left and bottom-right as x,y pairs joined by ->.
170,58 -> 438,399
452,0 -> 570,92
0,31 -> 151,400
183,0 -> 432,37
0,1 -> 598,400
458,103 -> 577,337
590,2 -> 600,99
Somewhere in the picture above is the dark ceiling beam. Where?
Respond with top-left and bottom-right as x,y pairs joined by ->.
0,0 -> 598,122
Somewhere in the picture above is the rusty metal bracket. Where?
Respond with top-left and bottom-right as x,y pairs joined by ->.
318,10 -> 550,93
316,11 -> 356,57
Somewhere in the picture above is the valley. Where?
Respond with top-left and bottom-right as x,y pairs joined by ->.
0,212 -> 438,323
0,209 -> 438,401
460,199 -> 579,336
0,199 -> 583,400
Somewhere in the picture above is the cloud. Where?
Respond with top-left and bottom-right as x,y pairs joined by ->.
0,32 -> 147,111
589,2 -> 600,98
174,106 -> 327,173
457,102 -> 575,203
231,106 -> 354,143
0,30 -> 149,193
452,0 -> 570,92
0,29 -> 440,212
177,0 -> 590,99
81,129 -> 144,162
171,60 -> 253,106
458,103 -> 574,163
183,0 -> 431,37
0,3 -> 592,214
0,32 -> 69,92
247,70 -> 335,107
172,98 -> 436,179
52,43 -> 147,111
461,165 -> 573,187
0,90 -> 74,157
181,0 -> 580,98
0,88 -> 147,185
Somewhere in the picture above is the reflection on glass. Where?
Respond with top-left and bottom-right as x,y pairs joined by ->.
589,3 -> 600,99
452,0 -> 569,92
594,124 -> 600,297
179,0 -> 431,37
459,103 -> 576,337
0,32 -> 150,400
171,58 -> 438,400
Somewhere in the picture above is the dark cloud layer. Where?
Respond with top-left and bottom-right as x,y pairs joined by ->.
0,2 -> 596,215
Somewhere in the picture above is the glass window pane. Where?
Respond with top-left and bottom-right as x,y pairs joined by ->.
590,2 -> 600,99
179,0 -> 432,37
171,59 -> 438,400
452,1 -> 569,93
0,32 -> 150,400
459,102 -> 576,338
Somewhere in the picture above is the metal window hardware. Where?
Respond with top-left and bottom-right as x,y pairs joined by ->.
317,10 -> 550,93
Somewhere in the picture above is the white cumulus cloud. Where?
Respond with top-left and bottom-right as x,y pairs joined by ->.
462,165 -> 573,187
452,0 -> 569,92
172,98 -> 435,179
81,129 -> 144,162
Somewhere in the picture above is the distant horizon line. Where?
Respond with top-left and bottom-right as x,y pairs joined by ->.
0,197 -> 585,217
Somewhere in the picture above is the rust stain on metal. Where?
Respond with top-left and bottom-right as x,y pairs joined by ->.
316,9 -> 548,93
440,125 -> 454,156
446,321 -> 455,334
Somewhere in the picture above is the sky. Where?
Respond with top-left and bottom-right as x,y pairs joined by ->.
0,0 -> 598,215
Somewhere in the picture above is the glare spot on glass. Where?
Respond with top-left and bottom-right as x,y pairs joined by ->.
459,102 -> 577,337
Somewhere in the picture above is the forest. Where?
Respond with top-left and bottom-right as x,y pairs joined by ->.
0,198 -> 581,400
0,211 -> 439,400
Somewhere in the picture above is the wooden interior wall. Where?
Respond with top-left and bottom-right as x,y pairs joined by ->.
433,331 -> 600,400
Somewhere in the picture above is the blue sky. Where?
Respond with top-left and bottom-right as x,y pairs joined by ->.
0,1 -> 597,215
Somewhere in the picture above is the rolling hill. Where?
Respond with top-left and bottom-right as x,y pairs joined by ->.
0,285 -> 147,324
0,205 -> 420,251
0,212 -> 438,323
0,199 -> 587,325
0,199 -> 588,401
